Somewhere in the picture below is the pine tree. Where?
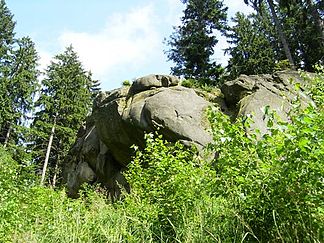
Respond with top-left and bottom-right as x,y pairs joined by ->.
89,72 -> 101,100
165,0 -> 227,85
0,0 -> 15,57
30,46 -> 95,186
225,11 -> 278,78
0,0 -> 16,143
278,0 -> 324,70
0,0 -> 39,147
244,0 -> 296,69
227,0 -> 323,77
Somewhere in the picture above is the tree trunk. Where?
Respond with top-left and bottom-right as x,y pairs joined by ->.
306,0 -> 324,42
52,158 -> 59,187
268,0 -> 296,69
52,141 -> 62,187
41,120 -> 56,185
3,124 -> 12,148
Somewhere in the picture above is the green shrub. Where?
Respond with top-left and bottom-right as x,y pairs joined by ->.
0,69 -> 322,242
124,133 -> 209,239
181,78 -> 214,92
122,80 -> 131,86
206,68 -> 324,241
181,78 -> 197,88
274,59 -> 291,71
302,65 -> 324,107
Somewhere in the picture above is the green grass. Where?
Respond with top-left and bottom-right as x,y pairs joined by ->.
0,68 -> 323,242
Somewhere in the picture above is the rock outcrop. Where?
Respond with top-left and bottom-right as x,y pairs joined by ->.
64,71 -> 312,198
64,74 -> 214,198
221,70 -> 312,134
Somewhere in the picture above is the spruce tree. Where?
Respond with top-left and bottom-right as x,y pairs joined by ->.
89,72 -> 101,100
240,0 -> 323,72
0,0 -> 16,143
244,0 -> 296,69
0,0 -> 15,58
225,10 -> 279,78
0,0 -> 39,147
165,0 -> 227,85
30,46 -> 96,186
278,0 -> 324,70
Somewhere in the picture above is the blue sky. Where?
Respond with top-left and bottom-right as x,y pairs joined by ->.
7,0 -> 252,90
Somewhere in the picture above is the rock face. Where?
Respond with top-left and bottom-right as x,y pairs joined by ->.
221,70 -> 312,134
64,74 -> 214,198
64,71 -> 312,198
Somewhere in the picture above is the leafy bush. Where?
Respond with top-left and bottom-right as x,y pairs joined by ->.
208,107 -> 323,241
122,80 -> 131,86
207,68 -> 324,241
274,59 -> 291,71
123,133 -> 249,242
181,78 -> 215,92
124,134 -> 208,238
0,69 -> 322,242
302,65 -> 324,107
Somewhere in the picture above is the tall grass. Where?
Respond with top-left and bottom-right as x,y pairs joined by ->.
0,69 -> 323,242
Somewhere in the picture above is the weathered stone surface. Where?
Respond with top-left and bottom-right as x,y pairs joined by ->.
64,71 -> 312,198
66,161 -> 96,198
93,98 -> 132,166
128,74 -> 179,96
222,70 -> 313,134
64,74 -> 213,197
138,86 -> 212,147
221,74 -> 257,106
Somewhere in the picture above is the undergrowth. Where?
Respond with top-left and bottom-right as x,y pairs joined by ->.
0,68 -> 323,242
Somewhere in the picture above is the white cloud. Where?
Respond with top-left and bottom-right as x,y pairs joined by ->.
38,50 -> 52,72
58,4 -> 161,84
35,1 -> 253,90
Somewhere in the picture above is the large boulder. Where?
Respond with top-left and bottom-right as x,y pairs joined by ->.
124,86 -> 212,148
64,71 -> 313,197
128,74 -> 179,96
64,74 -> 214,197
221,70 -> 313,134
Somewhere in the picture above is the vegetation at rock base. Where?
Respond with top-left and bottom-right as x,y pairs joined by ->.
0,69 -> 323,242
0,0 -> 324,242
